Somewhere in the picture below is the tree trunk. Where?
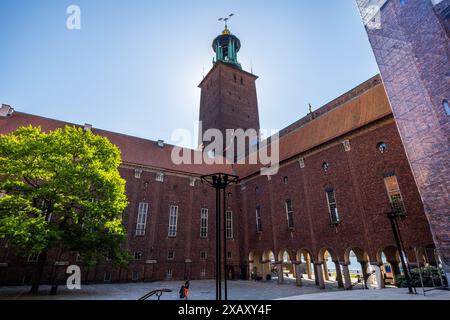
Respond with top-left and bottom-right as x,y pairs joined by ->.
30,252 -> 47,294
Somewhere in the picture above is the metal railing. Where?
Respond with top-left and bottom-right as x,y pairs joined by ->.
138,288 -> 172,301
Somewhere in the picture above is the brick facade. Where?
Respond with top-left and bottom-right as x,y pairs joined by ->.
357,0 -> 450,276
0,20 -> 440,287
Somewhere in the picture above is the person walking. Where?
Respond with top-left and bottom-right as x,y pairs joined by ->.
179,284 -> 185,299
184,280 -> 190,300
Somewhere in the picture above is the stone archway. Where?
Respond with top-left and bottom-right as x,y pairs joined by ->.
248,251 -> 263,280
415,244 -> 437,267
296,248 -> 315,282
276,249 -> 294,285
261,250 -> 276,282
377,245 -> 401,286
343,247 -> 374,290
317,247 -> 341,289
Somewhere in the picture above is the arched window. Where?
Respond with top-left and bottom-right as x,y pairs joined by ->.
443,100 -> 450,116
322,162 -> 329,172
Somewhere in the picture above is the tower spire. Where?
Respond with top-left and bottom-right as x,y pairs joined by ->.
218,13 -> 234,34
213,14 -> 241,69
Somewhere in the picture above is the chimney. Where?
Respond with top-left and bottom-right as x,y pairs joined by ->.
157,140 -> 165,148
0,104 -> 14,118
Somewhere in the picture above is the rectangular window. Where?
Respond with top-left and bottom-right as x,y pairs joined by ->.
226,211 -> 233,239
201,268 -> 206,278
134,251 -> 142,260
227,251 -> 232,260
155,172 -> 164,182
326,189 -> 340,224
132,271 -> 140,281
384,175 -> 407,216
104,272 -> 111,282
200,251 -> 207,260
166,269 -> 173,280
135,202 -> 148,236
256,206 -> 262,233
285,200 -> 295,229
167,251 -> 174,260
200,208 -> 208,238
168,206 -> 178,237
134,169 -> 143,179
27,253 -> 40,263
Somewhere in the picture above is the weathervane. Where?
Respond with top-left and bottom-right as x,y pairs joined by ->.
218,13 -> 234,29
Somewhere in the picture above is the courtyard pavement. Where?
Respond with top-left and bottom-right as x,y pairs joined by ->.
0,278 -> 449,300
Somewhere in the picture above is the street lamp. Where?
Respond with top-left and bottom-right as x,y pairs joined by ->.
201,173 -> 239,301
386,210 -> 416,294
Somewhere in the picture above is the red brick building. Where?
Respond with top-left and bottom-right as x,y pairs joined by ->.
0,25 -> 437,289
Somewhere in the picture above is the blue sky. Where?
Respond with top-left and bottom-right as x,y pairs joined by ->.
0,0 -> 379,148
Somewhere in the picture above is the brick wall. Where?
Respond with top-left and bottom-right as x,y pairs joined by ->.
358,0 -> 450,275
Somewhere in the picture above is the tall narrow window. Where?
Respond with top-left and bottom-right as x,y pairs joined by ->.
27,253 -> 40,263
285,200 -> 295,229
200,208 -> 208,238
226,211 -> 233,239
135,202 -> 148,236
168,206 -> 178,237
104,272 -> 111,282
443,99 -> 450,116
325,188 -> 340,225
256,206 -> 262,233
384,175 -> 407,216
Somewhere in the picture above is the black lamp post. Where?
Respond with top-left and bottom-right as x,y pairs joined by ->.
386,210 -> 416,294
201,173 -> 239,301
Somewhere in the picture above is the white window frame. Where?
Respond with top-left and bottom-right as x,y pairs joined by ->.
166,269 -> 173,280
226,211 -> 233,239
285,200 -> 295,230
135,202 -> 148,236
167,250 -> 175,260
134,168 -> 143,179
256,206 -> 262,233
168,206 -> 178,237
326,189 -> 340,224
200,208 -> 208,238
155,172 -> 165,182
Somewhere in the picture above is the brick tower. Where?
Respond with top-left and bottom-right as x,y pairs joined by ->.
198,24 -> 260,162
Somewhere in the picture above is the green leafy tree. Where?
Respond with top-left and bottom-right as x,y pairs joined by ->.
0,125 -> 129,293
